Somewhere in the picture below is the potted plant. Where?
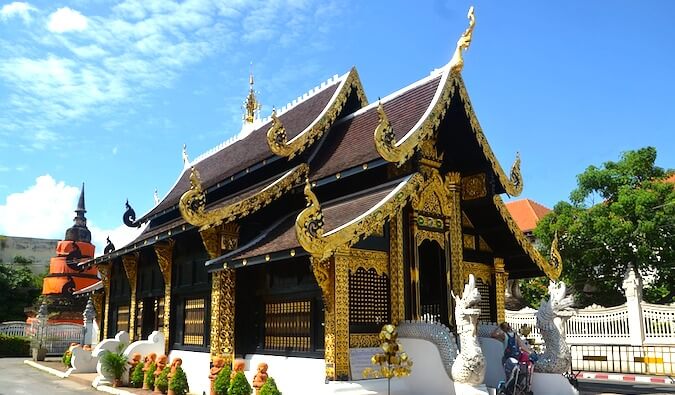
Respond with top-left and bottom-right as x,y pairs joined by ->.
214,364 -> 232,395
62,349 -> 73,368
259,377 -> 282,395
100,347 -> 128,387
145,360 -> 157,390
168,366 -> 189,395
228,371 -> 252,395
155,366 -> 170,393
130,360 -> 145,388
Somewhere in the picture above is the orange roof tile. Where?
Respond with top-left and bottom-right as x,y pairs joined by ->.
505,199 -> 551,233
666,174 -> 675,184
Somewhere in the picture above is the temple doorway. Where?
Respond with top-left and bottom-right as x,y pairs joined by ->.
418,239 -> 449,326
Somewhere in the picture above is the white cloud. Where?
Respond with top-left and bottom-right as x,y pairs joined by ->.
0,1 -> 37,23
0,175 -> 143,256
47,7 -> 88,33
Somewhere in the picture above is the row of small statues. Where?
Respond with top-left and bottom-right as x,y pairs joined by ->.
129,352 -> 185,393
210,356 -> 277,395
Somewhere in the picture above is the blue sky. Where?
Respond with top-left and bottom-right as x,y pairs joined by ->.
0,0 -> 673,254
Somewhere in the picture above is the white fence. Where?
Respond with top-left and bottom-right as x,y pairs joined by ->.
505,301 -> 675,346
0,321 -> 27,337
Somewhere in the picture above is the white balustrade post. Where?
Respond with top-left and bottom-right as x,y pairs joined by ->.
83,296 -> 96,345
622,264 -> 645,346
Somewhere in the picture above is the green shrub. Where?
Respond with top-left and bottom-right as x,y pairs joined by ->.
0,334 -> 30,357
130,361 -> 145,388
228,371 -> 252,395
100,348 -> 128,380
259,377 -> 282,395
62,350 -> 72,368
155,366 -> 170,393
214,365 -> 232,395
169,366 -> 189,395
144,361 -> 157,388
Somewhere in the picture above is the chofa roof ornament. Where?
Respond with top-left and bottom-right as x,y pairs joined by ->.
449,6 -> 476,74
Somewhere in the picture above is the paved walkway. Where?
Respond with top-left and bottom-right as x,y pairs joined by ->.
0,357 -> 98,395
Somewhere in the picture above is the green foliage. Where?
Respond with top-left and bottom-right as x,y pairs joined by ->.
155,366 -> 170,393
130,361 -> 145,388
100,348 -> 128,379
259,377 -> 282,395
0,263 -> 42,321
169,366 -> 189,395
0,334 -> 30,357
228,371 -> 252,395
533,147 -> 675,306
214,365 -> 232,395
145,361 -> 157,388
518,277 -> 550,309
12,255 -> 33,265
62,349 -> 72,368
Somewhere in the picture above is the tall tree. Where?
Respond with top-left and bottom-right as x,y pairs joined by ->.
533,147 -> 674,307
0,264 -> 42,321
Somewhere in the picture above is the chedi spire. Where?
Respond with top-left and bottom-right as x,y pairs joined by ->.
64,183 -> 91,243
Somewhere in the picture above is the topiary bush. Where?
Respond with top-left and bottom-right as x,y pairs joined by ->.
0,334 -> 30,357
259,377 -> 282,395
214,365 -> 232,395
130,361 -> 145,388
155,366 -> 170,393
169,366 -> 189,395
61,349 -> 72,368
144,361 -> 157,389
228,371 -> 252,395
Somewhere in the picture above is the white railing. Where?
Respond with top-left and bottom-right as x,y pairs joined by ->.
0,321 -> 28,337
43,323 -> 85,355
506,301 -> 675,347
643,303 -> 675,344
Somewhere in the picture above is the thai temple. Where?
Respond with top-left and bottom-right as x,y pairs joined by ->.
40,184 -> 99,322
79,9 -> 564,394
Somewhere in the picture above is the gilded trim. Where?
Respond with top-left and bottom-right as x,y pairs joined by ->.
350,333 -> 379,348
464,261 -> 493,285
267,68 -> 367,159
334,254 -> 350,379
449,6 -> 475,74
494,257 -> 508,323
98,263 -> 111,338
153,239 -> 174,352
343,248 -> 389,276
461,173 -> 488,200
296,173 -> 425,262
389,211 -> 405,324
311,257 -> 335,380
550,231 -> 563,279
493,195 -> 561,279
179,164 -> 308,230
121,253 -> 139,341
445,172 -> 465,296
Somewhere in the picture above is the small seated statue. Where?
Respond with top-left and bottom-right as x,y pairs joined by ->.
168,357 -> 182,379
128,352 -> 142,373
231,359 -> 245,380
252,362 -> 268,395
142,353 -> 157,390
209,356 -> 225,395
155,354 -> 168,378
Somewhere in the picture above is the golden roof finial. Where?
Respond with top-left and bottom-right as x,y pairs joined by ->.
449,6 -> 475,73
244,62 -> 261,124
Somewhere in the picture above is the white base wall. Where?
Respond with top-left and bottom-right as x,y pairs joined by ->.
244,354 -> 326,394
479,336 -> 506,388
530,372 -> 579,395
169,349 -> 211,395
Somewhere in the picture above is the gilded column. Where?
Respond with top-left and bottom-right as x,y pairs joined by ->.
333,252 -> 350,380
494,257 -> 508,323
98,263 -> 111,338
445,172 -> 464,296
91,292 -> 104,328
389,211 -> 405,324
311,257 -> 336,380
154,239 -> 175,352
121,253 -> 139,340
409,212 -> 421,320
201,225 -> 237,361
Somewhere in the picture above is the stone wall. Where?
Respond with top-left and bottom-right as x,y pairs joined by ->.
0,235 -> 58,274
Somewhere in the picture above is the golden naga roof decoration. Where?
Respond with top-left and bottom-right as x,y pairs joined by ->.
296,173 -> 425,262
267,67 -> 368,159
374,67 -> 456,166
449,6 -> 475,74
492,195 -> 562,280
179,163 -> 309,230
549,230 -> 563,276
456,78 -> 524,196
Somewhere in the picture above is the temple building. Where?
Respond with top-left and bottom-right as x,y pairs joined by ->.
41,184 -> 100,322
83,12 -> 561,390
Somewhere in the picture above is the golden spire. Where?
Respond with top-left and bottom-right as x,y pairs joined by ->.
449,6 -> 476,73
243,63 -> 261,123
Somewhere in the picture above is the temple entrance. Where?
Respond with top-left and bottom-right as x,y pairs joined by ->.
137,296 -> 164,340
418,239 -> 449,326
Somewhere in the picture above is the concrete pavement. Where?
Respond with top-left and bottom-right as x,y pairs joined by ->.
0,357 -> 98,394
578,378 -> 675,395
